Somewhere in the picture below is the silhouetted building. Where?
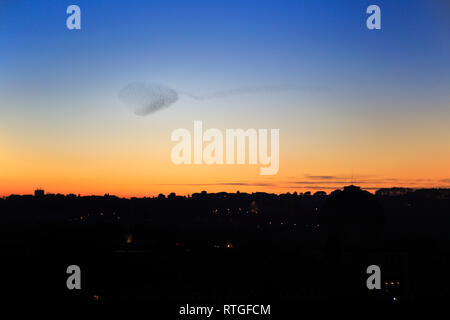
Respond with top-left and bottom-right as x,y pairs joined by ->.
320,185 -> 385,254
376,187 -> 414,196
34,189 -> 44,198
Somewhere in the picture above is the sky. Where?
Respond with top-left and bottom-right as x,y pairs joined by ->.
0,0 -> 449,197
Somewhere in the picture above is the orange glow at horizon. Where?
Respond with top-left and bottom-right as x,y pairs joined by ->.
1,99 -> 449,197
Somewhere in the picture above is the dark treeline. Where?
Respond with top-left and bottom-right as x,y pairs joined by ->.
1,186 -> 450,303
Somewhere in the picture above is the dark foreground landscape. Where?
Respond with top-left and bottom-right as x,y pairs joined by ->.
1,186 -> 450,305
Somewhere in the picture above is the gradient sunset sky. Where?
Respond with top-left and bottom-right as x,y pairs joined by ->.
0,0 -> 449,197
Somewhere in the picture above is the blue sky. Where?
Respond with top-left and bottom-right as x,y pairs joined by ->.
1,0 -> 448,99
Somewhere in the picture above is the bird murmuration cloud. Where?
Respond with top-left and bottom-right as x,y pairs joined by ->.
118,82 -> 329,116
118,82 -> 178,116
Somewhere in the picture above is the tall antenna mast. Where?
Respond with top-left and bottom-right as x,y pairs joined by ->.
351,167 -> 354,185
